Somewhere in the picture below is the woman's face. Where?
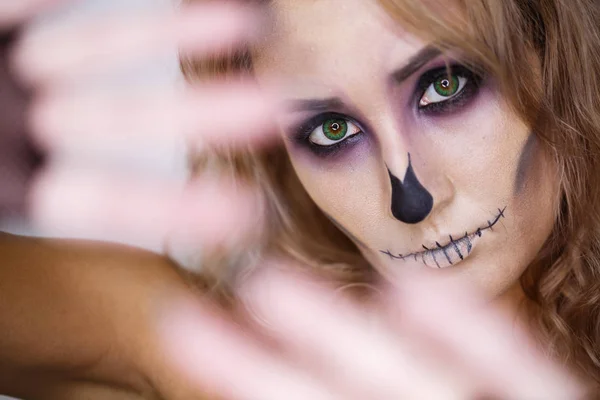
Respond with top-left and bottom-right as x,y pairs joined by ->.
253,0 -> 558,301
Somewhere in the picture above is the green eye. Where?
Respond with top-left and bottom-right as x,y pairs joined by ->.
434,75 -> 460,97
323,119 -> 348,141
419,73 -> 468,108
308,117 -> 362,147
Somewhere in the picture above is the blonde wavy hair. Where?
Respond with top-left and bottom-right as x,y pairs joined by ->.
179,0 -> 600,388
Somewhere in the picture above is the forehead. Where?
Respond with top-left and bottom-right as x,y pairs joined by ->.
253,0 -> 425,94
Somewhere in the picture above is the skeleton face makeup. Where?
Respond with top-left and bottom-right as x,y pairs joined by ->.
253,0 -> 559,304
388,153 -> 433,224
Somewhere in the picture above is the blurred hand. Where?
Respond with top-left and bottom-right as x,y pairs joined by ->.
0,1 -> 62,220
0,29 -> 40,221
0,0 -> 67,28
157,268 -> 585,400
0,0 -> 275,250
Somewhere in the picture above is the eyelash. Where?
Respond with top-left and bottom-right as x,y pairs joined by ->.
291,64 -> 484,156
416,64 -> 483,115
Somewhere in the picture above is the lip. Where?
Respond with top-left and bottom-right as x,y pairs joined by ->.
381,207 -> 506,269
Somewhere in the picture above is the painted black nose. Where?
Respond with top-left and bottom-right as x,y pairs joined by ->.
388,154 -> 433,224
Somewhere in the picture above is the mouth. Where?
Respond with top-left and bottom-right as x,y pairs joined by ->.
381,207 -> 506,269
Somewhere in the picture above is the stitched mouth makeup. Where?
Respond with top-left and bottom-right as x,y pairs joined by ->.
381,207 -> 507,269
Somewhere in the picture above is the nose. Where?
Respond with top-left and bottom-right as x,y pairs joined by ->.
387,153 -> 433,224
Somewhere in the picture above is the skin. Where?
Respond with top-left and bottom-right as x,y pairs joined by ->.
253,0 -> 560,308
0,232 -> 212,400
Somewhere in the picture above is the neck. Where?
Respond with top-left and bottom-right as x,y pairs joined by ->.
494,282 -> 534,324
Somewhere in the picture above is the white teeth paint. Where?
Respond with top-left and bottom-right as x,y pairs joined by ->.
422,232 -> 480,269
381,206 -> 507,269
380,232 -> 479,269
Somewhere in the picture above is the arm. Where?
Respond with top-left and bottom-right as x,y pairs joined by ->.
0,232 -> 197,399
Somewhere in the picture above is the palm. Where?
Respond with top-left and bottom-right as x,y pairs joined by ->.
0,0 -> 273,250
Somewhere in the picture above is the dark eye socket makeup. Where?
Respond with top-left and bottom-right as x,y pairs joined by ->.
285,60 -> 487,158
415,63 -> 484,115
289,111 -> 367,157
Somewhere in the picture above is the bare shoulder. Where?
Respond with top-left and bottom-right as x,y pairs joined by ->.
0,232 -> 192,298
0,231 -> 179,273
0,232 -> 192,399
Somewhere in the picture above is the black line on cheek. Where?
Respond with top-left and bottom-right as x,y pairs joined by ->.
381,250 -> 395,260
388,153 -> 434,224
498,208 -> 506,219
514,133 -> 538,195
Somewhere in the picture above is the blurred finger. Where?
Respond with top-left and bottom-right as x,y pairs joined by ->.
391,272 -> 584,399
158,299 -> 340,400
12,3 -> 261,84
29,83 -> 276,151
29,167 -> 263,251
0,0 -> 67,28
241,270 -> 468,400
0,29 -> 44,221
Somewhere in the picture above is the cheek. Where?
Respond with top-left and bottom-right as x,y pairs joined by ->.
417,87 -> 535,206
435,89 -> 559,239
416,89 -> 558,293
284,137 -> 386,233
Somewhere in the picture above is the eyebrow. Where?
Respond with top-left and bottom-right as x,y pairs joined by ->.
391,45 -> 442,84
285,97 -> 346,113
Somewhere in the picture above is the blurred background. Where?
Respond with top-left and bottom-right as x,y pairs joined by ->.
0,0 -> 187,256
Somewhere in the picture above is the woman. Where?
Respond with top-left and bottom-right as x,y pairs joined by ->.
0,0 -> 598,398
180,0 -> 600,390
